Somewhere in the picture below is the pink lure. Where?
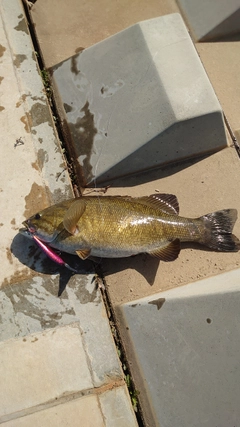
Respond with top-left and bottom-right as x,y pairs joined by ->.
33,235 -> 78,273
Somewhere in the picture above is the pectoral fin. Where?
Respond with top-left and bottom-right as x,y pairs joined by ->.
76,249 -> 91,260
148,239 -> 180,261
63,199 -> 86,235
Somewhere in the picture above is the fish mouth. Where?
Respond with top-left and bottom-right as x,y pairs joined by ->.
19,226 -> 35,239
22,220 -> 37,234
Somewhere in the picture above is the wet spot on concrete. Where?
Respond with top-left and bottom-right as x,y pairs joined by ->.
100,80 -> 125,98
75,47 -> 85,54
30,102 -> 49,127
31,160 -> 39,171
20,113 -> 31,132
71,53 -> 81,75
16,94 -> 27,108
68,101 -> 97,183
37,148 -> 49,170
0,45 -> 6,58
148,297 -> 166,310
24,182 -> 50,219
6,248 -> 13,265
63,103 -> 73,113
1,268 -> 32,288
13,54 -> 27,68
0,106 -> 5,112
14,17 -> 28,34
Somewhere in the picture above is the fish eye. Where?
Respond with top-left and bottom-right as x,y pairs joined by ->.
34,213 -> 41,220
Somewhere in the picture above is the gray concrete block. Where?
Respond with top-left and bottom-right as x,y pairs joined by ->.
52,13 -> 227,186
118,269 -> 240,427
178,0 -> 240,41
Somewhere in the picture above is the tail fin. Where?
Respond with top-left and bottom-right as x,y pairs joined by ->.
200,209 -> 239,252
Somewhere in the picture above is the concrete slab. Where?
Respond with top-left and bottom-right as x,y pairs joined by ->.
0,323 -> 93,422
0,273 -> 123,389
29,0 -> 179,69
99,386 -> 138,427
178,0 -> 240,41
3,395 -> 105,427
118,269 -> 240,427
196,41 -> 240,133
52,13 -> 227,186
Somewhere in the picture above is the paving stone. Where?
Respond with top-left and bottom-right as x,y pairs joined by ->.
99,386 -> 138,427
0,323 -> 93,423
178,0 -> 240,41
3,395 -> 104,427
52,13 -> 227,186
118,269 -> 240,427
0,274 -> 123,388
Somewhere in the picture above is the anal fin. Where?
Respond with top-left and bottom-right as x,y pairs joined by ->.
148,239 -> 180,261
76,249 -> 91,260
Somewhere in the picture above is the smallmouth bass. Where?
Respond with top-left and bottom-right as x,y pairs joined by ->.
20,194 -> 239,264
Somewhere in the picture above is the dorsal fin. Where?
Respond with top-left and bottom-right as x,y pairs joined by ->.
148,239 -> 180,261
63,199 -> 86,235
137,194 -> 179,215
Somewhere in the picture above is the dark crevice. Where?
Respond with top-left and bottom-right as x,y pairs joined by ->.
95,264 -> 145,427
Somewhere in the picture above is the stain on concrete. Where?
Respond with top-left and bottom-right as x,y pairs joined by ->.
68,101 -> 97,183
11,218 -> 16,226
0,106 -> 5,112
20,102 -> 50,131
63,103 -> 73,113
1,268 -> 32,289
31,161 -> 39,171
30,102 -> 50,127
6,248 -> 13,265
0,272 -> 99,338
36,148 -> 49,170
70,277 -> 100,305
0,45 -> 6,57
13,54 -> 27,68
38,137 -> 43,144
100,80 -> 125,98
16,94 -> 27,108
14,17 -> 28,34
0,76 -> 4,84
71,53 -> 81,75
148,297 -> 166,310
75,47 -> 85,54
24,182 -> 51,219
20,112 -> 31,133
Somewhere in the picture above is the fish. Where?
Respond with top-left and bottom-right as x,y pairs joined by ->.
20,194 -> 239,266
